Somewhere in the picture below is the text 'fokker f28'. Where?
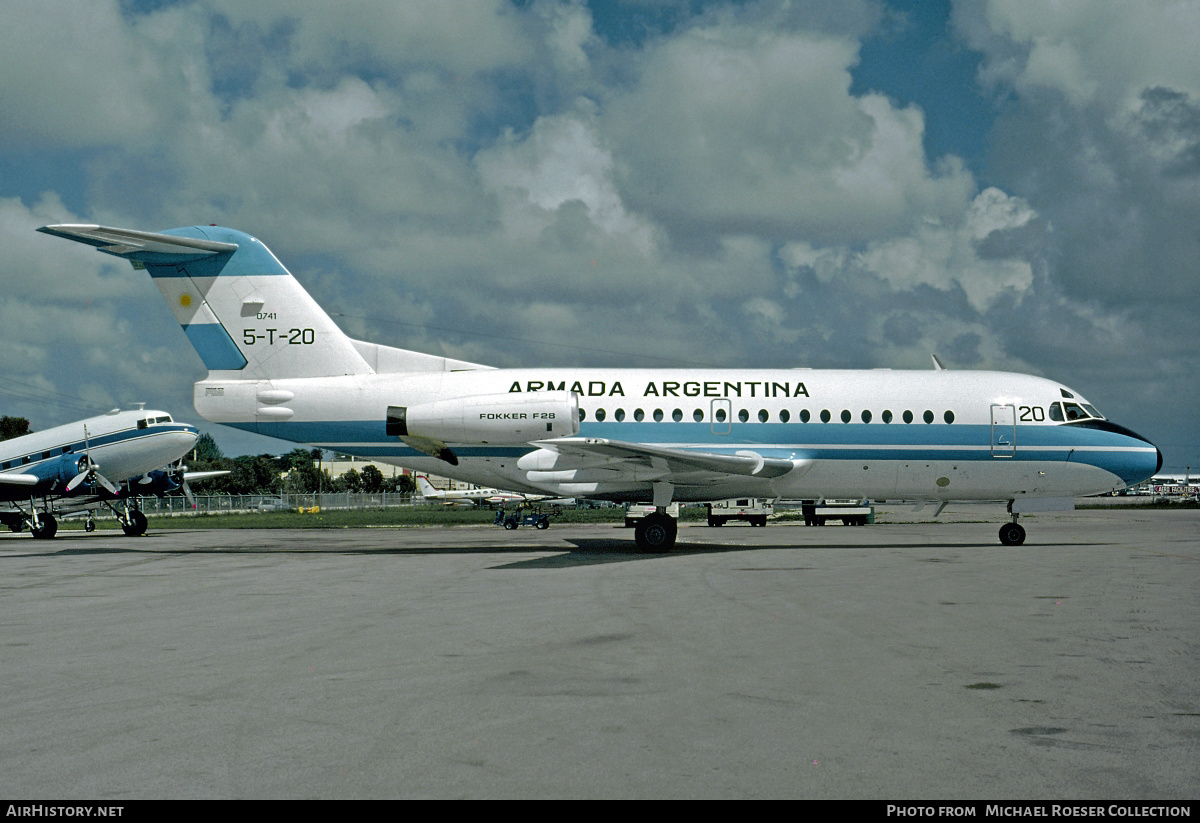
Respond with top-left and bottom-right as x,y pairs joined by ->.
39,224 -> 1162,551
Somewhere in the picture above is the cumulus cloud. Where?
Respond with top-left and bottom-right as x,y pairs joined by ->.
477,103 -> 657,253
959,0 -> 1200,111
602,23 -> 975,244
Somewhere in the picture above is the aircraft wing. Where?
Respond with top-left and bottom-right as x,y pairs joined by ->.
534,438 -> 797,479
182,470 -> 231,482
0,473 -> 41,486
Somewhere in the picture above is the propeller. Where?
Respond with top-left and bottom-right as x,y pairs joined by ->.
178,466 -> 197,509
65,426 -> 119,494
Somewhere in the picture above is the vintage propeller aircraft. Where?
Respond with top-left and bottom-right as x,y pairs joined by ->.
0,407 -> 224,537
39,224 -> 1162,550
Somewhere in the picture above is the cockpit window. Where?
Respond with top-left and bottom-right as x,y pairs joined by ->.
1054,401 -> 1105,422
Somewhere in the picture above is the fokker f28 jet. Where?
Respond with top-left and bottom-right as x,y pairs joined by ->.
39,224 -> 1163,551
0,408 -> 217,537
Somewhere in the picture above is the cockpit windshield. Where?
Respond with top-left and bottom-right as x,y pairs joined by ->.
1048,401 -> 1105,422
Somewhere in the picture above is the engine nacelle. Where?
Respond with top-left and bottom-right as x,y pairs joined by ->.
387,391 -> 579,445
133,470 -> 182,497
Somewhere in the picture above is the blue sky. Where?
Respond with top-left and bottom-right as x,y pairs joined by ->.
0,0 -> 1197,471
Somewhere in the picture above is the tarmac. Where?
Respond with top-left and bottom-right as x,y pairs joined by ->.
1,505 -> 1197,799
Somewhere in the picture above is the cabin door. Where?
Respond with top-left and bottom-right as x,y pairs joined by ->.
990,404 -> 1016,457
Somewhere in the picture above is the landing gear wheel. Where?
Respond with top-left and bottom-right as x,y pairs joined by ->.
634,513 -> 677,553
999,522 -> 1026,546
31,513 -> 58,539
122,509 -> 148,537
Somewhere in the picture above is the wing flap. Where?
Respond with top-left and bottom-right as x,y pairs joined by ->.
535,438 -> 797,479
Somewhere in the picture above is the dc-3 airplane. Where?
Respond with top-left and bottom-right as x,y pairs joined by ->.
39,224 -> 1163,551
0,407 -> 223,538
415,475 -> 544,506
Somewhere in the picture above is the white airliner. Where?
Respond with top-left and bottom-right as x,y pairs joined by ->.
0,408 -> 217,537
39,224 -> 1163,550
414,475 -> 541,506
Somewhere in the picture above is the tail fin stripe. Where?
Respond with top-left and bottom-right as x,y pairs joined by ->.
184,324 -> 248,370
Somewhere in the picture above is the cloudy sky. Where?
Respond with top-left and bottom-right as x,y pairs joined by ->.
1,0 -> 1197,471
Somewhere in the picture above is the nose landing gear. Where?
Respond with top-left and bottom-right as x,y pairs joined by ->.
999,519 -> 1026,546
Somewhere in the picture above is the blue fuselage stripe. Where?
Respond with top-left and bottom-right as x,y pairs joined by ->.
246,420 -> 1155,482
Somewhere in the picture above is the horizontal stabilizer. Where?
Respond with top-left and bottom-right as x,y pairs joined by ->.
37,225 -> 237,260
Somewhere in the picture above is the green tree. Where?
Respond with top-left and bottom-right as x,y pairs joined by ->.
389,474 -> 416,495
193,432 -> 222,462
0,416 -> 32,441
361,464 -> 384,493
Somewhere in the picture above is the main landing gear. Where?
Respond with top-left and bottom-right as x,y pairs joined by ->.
120,508 -> 148,537
30,511 -> 57,539
634,511 -> 677,552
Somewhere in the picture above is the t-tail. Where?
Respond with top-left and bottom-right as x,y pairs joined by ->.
37,224 -> 484,379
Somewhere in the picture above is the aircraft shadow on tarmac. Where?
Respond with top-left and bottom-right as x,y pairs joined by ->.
0,529 -> 1088,569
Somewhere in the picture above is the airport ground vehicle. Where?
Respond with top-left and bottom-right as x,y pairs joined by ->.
706,498 -> 772,526
495,503 -> 553,530
800,499 -> 873,526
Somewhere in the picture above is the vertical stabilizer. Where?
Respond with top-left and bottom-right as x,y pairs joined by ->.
39,224 -> 373,379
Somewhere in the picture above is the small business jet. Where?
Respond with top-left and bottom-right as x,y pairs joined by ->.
415,474 -> 544,506
40,224 -> 1163,550
0,408 -> 217,537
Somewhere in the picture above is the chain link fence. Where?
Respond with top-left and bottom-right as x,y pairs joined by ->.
133,493 -> 418,516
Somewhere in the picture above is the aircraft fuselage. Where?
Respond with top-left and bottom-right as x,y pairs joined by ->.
194,367 -> 1160,504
